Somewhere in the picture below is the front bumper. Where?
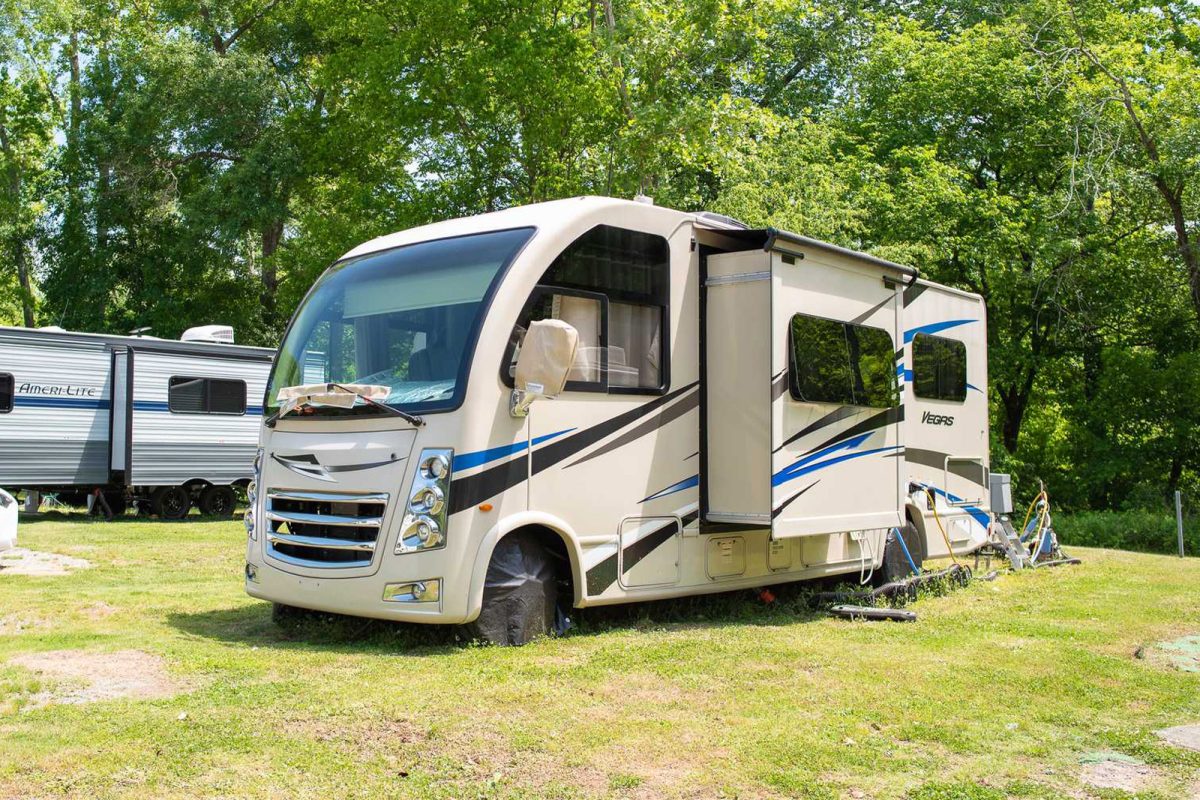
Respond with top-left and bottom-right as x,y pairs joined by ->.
245,551 -> 472,624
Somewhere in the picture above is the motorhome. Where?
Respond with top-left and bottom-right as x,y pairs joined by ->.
0,325 -> 273,518
244,196 -> 991,643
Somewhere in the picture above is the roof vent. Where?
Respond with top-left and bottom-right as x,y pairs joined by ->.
633,194 -> 654,205
181,325 -> 235,344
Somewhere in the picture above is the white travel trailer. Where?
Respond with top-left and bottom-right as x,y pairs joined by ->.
244,196 -> 991,643
0,325 -> 273,518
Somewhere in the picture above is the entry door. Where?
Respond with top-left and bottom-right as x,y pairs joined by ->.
769,249 -> 904,538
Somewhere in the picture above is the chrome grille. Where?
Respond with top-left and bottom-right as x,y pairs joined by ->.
264,489 -> 388,568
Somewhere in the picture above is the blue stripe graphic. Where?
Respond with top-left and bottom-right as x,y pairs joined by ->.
453,428 -> 575,471
773,445 -> 902,488
132,401 -> 264,416
13,396 -> 109,411
641,474 -> 699,503
919,483 -> 990,529
903,319 -> 976,344
772,433 -> 874,486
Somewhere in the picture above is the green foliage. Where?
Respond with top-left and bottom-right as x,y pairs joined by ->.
3,0 -> 1200,512
1056,510 -> 1199,557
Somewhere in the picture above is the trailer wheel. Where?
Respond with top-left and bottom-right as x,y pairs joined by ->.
465,530 -> 563,646
198,485 -> 236,518
877,522 -> 926,585
151,486 -> 191,520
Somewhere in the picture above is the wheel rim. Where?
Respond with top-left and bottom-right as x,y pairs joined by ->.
210,491 -> 232,515
163,490 -> 187,518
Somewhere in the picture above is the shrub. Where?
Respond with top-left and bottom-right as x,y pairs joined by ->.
1054,509 -> 1198,556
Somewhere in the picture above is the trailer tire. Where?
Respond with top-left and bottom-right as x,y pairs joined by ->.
877,522 -> 926,585
465,531 -> 561,646
199,485 -> 236,518
151,486 -> 191,520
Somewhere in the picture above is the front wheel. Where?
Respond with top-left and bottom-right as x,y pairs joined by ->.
465,531 -> 563,646
876,522 -> 926,585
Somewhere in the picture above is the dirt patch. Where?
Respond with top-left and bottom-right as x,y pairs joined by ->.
0,614 -> 45,635
0,548 -> 91,576
1157,723 -> 1200,753
84,601 -> 118,619
8,649 -> 181,707
1079,752 -> 1161,793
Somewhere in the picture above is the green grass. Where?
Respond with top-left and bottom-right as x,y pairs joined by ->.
2,514 -> 1200,799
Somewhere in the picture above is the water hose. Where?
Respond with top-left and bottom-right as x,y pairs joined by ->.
924,488 -> 962,567
893,526 -> 922,575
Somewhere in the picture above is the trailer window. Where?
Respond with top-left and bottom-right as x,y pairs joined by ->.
503,225 -> 669,393
0,373 -> 11,413
169,377 -> 247,415
912,333 -> 967,402
788,314 -> 897,408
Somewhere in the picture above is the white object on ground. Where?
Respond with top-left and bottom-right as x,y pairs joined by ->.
0,489 -> 16,552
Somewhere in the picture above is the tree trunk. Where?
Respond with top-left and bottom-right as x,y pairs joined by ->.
0,117 -> 35,327
1155,179 -> 1200,325
998,369 -> 1037,454
260,217 -> 283,318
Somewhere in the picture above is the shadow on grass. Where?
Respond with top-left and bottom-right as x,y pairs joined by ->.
17,510 -> 238,526
167,580 -> 831,654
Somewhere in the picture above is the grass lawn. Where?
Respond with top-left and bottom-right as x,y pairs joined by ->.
2,514 -> 1200,800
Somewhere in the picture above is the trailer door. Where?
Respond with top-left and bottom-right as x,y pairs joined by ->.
769,247 -> 904,538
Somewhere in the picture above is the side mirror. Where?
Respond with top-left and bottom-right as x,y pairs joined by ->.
510,319 -> 579,417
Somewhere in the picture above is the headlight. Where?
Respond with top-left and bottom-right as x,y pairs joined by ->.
244,507 -> 256,540
396,448 -> 452,554
253,448 -> 263,476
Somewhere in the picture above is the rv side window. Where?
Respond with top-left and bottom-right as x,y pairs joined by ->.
506,289 -> 607,391
502,225 -> 669,394
168,377 -> 247,415
788,314 -> 897,408
912,333 -> 967,402
0,373 -> 11,413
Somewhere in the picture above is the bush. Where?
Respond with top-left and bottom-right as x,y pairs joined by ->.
1054,509 -> 1198,556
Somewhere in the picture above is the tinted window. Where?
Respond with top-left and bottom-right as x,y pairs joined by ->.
507,289 -> 607,390
169,377 -> 247,415
503,225 -> 669,393
0,374 -> 11,413
912,333 -> 967,402
788,314 -> 897,408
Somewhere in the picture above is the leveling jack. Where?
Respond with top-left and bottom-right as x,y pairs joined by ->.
980,479 -> 1081,571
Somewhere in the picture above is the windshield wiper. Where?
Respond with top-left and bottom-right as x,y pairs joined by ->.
330,383 -> 425,426
264,384 -> 425,428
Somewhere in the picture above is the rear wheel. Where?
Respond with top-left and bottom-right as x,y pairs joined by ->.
151,485 -> 191,520
877,522 -> 926,585
198,485 -> 236,517
465,531 -> 564,646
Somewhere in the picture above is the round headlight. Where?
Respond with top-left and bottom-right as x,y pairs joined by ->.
247,481 -> 257,503
421,454 -> 450,481
409,485 -> 444,516
243,508 -> 255,535
403,516 -> 442,548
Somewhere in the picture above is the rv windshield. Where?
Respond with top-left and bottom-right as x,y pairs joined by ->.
267,228 -> 534,415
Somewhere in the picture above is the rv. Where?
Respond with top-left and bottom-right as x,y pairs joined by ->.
0,325 -> 273,518
244,196 -> 991,643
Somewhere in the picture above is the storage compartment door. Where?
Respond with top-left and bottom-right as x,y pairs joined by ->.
770,249 -> 904,538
